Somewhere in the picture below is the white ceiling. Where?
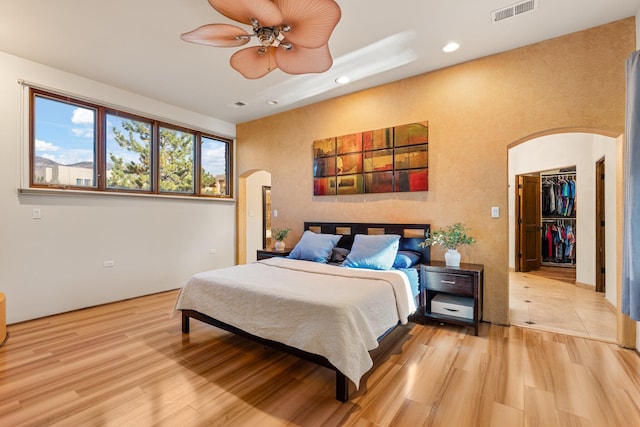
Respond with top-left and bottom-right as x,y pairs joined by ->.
1,0 -> 639,125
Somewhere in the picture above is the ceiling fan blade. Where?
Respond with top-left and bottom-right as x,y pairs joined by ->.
180,24 -> 251,47
230,46 -> 278,79
208,0 -> 283,27
275,44 -> 333,75
274,0 -> 341,49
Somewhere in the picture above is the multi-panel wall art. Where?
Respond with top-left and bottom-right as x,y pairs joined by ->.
313,121 -> 428,195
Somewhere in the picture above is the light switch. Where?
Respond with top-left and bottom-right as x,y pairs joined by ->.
273,209 -> 278,217
491,207 -> 500,218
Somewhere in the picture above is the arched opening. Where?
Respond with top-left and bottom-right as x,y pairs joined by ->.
237,169 -> 272,264
507,129 -> 634,346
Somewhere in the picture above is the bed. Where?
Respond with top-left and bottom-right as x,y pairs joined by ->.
176,222 -> 430,401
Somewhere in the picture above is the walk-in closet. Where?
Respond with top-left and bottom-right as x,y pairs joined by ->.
541,169 -> 576,268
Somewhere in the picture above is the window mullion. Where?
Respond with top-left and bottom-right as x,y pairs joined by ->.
96,106 -> 106,190
195,133 -> 202,196
151,121 -> 160,194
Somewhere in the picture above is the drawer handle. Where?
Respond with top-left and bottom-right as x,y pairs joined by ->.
440,280 -> 456,285
444,308 -> 459,312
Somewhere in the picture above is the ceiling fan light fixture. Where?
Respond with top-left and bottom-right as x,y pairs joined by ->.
183,0 -> 341,78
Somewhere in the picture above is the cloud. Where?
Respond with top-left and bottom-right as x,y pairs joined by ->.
38,148 -> 94,166
71,128 -> 94,138
36,139 -> 93,165
71,108 -> 94,125
202,144 -> 227,175
71,107 -> 95,138
35,139 -> 60,152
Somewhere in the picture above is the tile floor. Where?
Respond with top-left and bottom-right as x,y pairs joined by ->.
509,270 -> 617,342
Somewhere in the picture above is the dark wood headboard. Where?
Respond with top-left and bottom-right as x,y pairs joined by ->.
304,222 -> 430,264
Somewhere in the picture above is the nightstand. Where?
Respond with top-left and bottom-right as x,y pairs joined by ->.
420,261 -> 484,336
257,248 -> 292,260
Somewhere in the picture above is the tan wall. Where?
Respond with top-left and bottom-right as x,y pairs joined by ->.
236,18 -> 635,325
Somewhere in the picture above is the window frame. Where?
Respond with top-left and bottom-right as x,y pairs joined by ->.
30,91 -> 101,190
29,88 -> 233,199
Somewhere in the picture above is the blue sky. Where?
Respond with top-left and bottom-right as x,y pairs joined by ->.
34,96 -> 95,165
35,96 -> 227,176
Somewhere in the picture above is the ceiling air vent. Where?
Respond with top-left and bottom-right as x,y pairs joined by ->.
491,0 -> 537,24
233,101 -> 247,108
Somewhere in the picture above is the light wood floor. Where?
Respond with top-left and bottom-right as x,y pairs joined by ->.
2,290 -> 640,426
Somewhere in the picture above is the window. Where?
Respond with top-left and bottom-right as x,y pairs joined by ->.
32,95 -> 97,188
201,136 -> 229,196
29,89 -> 232,198
159,126 -> 194,194
106,113 -> 152,191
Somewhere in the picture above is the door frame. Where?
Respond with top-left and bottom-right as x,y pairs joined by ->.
596,157 -> 606,293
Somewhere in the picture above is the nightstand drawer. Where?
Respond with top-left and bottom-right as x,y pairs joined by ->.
423,272 -> 473,296
432,294 -> 474,319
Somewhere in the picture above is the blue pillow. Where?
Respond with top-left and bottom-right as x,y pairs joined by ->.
393,250 -> 422,268
287,230 -> 341,263
342,234 -> 400,270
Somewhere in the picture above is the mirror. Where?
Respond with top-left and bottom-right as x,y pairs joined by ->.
262,186 -> 272,249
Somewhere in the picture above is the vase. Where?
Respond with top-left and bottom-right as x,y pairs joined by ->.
274,240 -> 286,252
444,248 -> 461,267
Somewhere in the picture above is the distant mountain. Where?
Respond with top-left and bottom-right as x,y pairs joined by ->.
34,156 -> 59,167
68,161 -> 93,169
35,156 -> 93,169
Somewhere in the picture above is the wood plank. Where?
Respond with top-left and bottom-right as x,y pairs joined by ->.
0,290 -> 639,426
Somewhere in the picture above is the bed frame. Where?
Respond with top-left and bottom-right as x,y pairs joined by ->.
180,221 -> 430,402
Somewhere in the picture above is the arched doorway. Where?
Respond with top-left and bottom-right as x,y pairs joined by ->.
507,129 -> 634,347
237,170 -> 271,264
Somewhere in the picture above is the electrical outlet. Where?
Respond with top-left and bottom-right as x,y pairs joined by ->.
209,248 -> 217,254
32,208 -> 41,219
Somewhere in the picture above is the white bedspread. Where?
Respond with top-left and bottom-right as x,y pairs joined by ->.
174,257 -> 416,387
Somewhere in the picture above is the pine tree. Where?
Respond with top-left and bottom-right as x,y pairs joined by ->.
108,121 -> 195,192
108,120 -> 151,190
158,127 -> 194,192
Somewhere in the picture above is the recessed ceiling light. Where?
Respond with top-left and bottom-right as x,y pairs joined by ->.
442,42 -> 460,53
267,100 -> 278,105
335,76 -> 350,84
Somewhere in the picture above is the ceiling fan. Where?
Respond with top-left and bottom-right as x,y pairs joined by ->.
181,0 -> 342,79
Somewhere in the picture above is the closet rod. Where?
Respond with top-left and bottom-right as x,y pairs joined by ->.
541,172 -> 576,178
